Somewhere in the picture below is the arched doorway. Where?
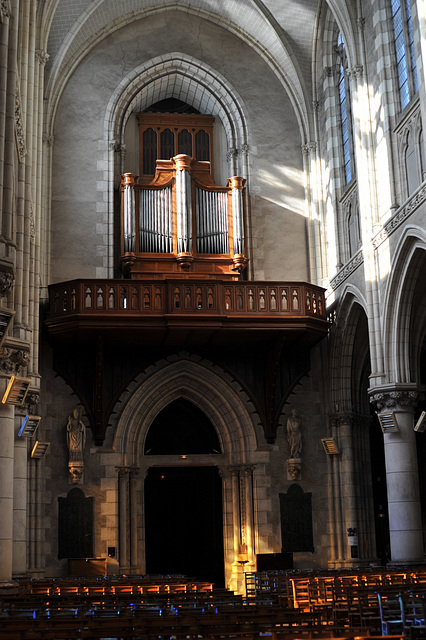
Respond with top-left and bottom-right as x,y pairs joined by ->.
143,398 -> 224,586
145,466 -> 224,586
112,356 -> 261,592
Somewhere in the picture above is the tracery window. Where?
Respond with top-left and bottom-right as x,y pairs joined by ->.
335,32 -> 354,185
391,0 -> 418,110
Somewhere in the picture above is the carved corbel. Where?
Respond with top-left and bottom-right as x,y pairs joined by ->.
0,343 -> 30,375
0,261 -> 15,297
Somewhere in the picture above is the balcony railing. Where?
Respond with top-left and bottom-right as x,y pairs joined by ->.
49,279 -> 327,321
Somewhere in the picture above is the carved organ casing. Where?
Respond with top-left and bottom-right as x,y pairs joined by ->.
120,154 -> 247,280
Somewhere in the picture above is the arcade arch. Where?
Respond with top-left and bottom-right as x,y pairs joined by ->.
109,355 -> 265,591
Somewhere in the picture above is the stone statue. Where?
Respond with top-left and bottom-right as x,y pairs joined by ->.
66,407 -> 86,463
287,408 -> 302,458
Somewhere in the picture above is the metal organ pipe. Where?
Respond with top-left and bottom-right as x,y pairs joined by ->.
139,187 -> 172,253
123,178 -> 136,253
176,164 -> 192,254
196,188 -> 229,254
231,177 -> 245,255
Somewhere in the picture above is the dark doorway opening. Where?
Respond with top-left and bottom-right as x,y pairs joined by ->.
144,466 -> 224,587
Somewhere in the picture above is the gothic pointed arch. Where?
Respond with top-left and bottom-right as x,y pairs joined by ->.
328,284 -> 369,412
110,354 -> 261,466
381,227 -> 426,384
106,53 -> 249,169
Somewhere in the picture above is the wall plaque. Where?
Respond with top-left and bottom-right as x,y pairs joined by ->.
279,484 -> 314,552
58,487 -> 94,559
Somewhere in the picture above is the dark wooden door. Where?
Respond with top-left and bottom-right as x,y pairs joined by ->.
144,466 -> 224,587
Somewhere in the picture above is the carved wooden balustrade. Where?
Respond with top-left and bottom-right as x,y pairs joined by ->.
47,279 -> 328,346
50,280 -> 324,318
120,154 -> 248,280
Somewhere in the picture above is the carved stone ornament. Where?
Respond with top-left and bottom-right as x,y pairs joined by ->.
287,458 -> 302,481
0,262 -> 15,297
15,85 -> 27,162
21,389 -> 40,413
0,0 -> 10,22
0,345 -> 30,374
35,49 -> 50,66
68,462 -> 84,484
370,388 -> 423,412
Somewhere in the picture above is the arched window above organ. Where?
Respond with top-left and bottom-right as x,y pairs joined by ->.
138,100 -> 214,181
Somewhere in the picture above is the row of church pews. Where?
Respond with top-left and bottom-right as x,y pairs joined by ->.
245,567 -> 426,638
0,570 -> 420,639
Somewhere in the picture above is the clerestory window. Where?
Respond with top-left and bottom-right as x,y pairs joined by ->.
391,0 -> 418,110
335,32 -> 354,185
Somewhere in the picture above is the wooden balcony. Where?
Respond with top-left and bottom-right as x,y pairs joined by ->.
46,279 -> 329,348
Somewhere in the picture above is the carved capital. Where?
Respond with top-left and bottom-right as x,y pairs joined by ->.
357,17 -> 366,31
347,65 -> 363,79
116,466 -> 131,478
35,49 -> 50,66
302,142 -> 316,156
43,133 -> 54,147
370,387 -> 424,411
0,344 -> 30,374
241,465 -> 255,476
330,411 -> 354,428
226,147 -> 238,162
229,465 -> 241,477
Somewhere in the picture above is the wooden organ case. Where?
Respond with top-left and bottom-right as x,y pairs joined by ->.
120,154 -> 248,281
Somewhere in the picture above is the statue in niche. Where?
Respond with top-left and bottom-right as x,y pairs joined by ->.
287,408 -> 302,458
67,407 -> 86,483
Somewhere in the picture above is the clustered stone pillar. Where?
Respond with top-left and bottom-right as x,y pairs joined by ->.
0,396 -> 15,581
229,465 -> 255,593
370,387 -> 424,564
117,466 -> 140,575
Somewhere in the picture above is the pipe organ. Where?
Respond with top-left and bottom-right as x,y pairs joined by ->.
120,155 -> 247,280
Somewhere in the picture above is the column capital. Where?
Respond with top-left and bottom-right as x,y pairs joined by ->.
330,411 -> 354,427
369,384 -> 424,411
35,50 -> 50,66
116,466 -> 131,478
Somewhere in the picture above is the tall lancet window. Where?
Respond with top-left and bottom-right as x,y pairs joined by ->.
336,32 -> 353,185
391,0 -> 418,110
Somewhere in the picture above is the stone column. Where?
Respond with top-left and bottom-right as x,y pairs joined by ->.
241,466 -> 255,569
12,412 -> 27,576
117,467 -> 130,572
338,413 -> 359,562
0,387 -> 15,581
129,468 -> 139,574
370,387 -> 424,564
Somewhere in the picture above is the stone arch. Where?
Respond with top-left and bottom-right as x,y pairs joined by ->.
106,53 -> 249,170
328,284 -> 369,412
382,226 -> 426,384
110,355 -> 261,467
